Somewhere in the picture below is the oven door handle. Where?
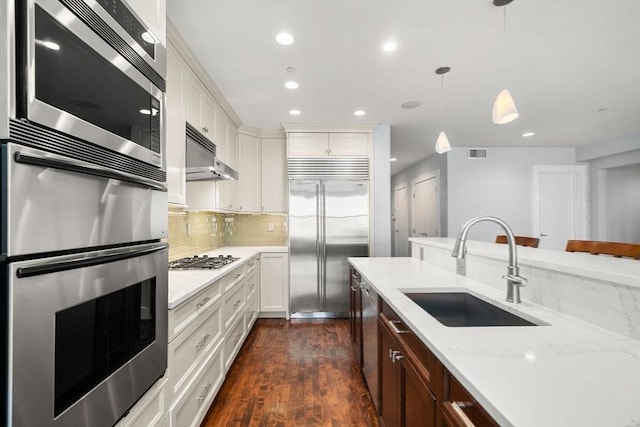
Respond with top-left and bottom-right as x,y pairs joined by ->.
14,151 -> 168,192
16,243 -> 168,278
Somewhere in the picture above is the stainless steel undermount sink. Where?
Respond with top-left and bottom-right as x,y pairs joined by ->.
403,292 -> 539,327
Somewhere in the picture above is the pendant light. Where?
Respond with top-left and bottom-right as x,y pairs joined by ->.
435,66 -> 452,154
492,0 -> 519,125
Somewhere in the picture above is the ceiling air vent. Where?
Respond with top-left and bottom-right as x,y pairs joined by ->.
468,148 -> 487,159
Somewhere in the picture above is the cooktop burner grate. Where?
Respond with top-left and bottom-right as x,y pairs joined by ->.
169,254 -> 239,270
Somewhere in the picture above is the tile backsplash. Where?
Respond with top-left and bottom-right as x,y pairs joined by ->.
168,208 -> 287,260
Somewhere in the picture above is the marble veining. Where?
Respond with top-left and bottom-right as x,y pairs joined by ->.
410,238 -> 640,340
349,255 -> 640,427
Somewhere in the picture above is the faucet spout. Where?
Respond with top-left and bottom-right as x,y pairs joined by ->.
450,216 -> 526,303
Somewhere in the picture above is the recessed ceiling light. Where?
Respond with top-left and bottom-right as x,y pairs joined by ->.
382,41 -> 397,52
275,32 -> 294,45
289,109 -> 301,116
354,110 -> 366,116
401,100 -> 423,109
284,81 -> 299,89
389,158 -> 397,162
522,132 -> 535,137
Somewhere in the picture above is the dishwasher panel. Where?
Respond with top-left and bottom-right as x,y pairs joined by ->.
361,279 -> 379,412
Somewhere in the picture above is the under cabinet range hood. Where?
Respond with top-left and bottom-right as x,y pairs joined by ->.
185,123 -> 238,181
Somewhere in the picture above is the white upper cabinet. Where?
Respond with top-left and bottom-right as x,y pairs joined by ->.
238,134 -> 261,212
287,132 -> 368,156
261,138 -> 287,212
185,73 -> 217,139
329,133 -> 369,156
126,0 -> 166,46
165,41 -> 186,205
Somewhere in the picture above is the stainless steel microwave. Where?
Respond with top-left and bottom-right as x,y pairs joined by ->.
14,0 -> 166,168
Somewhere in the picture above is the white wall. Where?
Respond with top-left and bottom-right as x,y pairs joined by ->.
605,163 -> 640,243
390,153 -> 448,256
576,132 -> 640,241
372,125 -> 391,256
446,147 -> 576,242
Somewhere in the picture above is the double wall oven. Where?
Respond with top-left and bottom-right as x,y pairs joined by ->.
2,0 -> 168,426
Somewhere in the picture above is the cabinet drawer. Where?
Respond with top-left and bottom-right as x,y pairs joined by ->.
381,301 -> 441,400
224,266 -> 246,292
170,346 -> 224,427
223,316 -> 246,370
115,377 -> 167,427
246,269 -> 258,300
442,374 -> 499,427
168,300 -> 223,399
288,132 -> 329,156
223,280 -> 245,329
246,291 -> 259,328
168,279 -> 222,342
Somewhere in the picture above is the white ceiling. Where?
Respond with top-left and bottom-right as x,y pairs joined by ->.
166,0 -> 640,175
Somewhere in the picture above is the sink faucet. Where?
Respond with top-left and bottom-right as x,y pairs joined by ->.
451,216 -> 527,303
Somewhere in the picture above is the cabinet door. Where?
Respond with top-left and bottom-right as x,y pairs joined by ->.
185,73 -> 202,131
379,319 -> 402,427
200,95 -> 217,140
261,138 -> 287,212
166,43 -> 186,205
328,133 -> 369,156
215,114 -> 229,163
216,119 -> 238,211
402,356 -> 436,427
287,132 -> 329,156
238,134 -> 261,212
260,253 -> 289,315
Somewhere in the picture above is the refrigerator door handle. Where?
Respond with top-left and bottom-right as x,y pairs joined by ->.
316,183 -> 322,310
320,182 -> 327,311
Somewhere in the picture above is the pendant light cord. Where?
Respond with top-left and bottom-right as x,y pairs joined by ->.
440,74 -> 445,131
502,5 -> 508,86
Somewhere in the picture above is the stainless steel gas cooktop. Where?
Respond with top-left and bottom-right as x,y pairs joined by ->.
169,254 -> 239,270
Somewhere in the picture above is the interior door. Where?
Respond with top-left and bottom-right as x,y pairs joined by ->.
288,180 -> 320,314
393,184 -> 409,257
533,165 -> 588,250
411,172 -> 440,238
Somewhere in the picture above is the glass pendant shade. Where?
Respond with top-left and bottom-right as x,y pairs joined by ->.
492,89 -> 519,124
435,131 -> 451,154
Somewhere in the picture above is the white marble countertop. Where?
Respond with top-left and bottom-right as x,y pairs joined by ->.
348,256 -> 640,427
168,246 -> 287,309
410,237 -> 640,289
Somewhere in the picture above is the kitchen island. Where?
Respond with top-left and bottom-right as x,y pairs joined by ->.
348,246 -> 640,427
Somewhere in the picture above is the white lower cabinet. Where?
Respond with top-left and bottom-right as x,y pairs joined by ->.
115,376 -> 168,427
223,315 -> 246,371
167,299 -> 223,402
260,253 -> 289,317
170,345 -> 225,427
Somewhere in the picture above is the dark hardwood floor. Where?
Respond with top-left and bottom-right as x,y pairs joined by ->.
201,319 -> 379,427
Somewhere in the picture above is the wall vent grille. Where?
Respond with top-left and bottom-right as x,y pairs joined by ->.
288,157 -> 369,179
468,148 -> 488,159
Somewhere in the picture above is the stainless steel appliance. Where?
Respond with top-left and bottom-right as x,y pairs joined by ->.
9,242 -> 168,427
185,123 -> 239,181
288,157 -> 369,317
2,1 -> 169,425
169,254 -> 240,270
361,279 -> 380,411
13,0 -> 166,167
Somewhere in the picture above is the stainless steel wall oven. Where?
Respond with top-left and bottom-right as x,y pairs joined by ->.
2,0 -> 168,426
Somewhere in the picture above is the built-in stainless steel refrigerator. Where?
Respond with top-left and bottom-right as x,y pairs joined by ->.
289,179 -> 369,317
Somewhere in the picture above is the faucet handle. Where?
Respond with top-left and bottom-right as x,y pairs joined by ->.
503,273 -> 527,287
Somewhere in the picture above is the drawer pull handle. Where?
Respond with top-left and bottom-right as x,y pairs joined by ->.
197,383 -> 213,404
388,320 -> 410,334
233,273 -> 242,280
196,297 -> 211,310
390,350 -> 404,363
444,401 -> 475,427
234,332 -> 241,344
195,333 -> 211,351
233,299 -> 242,310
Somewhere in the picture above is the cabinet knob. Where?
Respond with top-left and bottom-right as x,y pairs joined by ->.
203,126 -> 209,133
